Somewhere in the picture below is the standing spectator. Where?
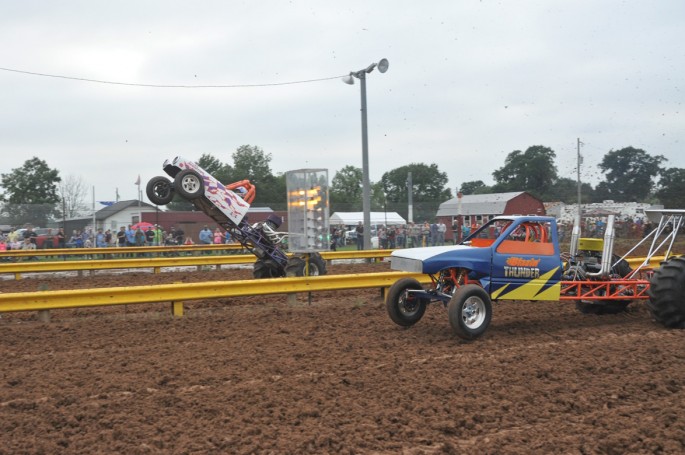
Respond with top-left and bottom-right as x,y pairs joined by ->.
437,221 -> 446,245
134,228 -> 146,247
388,226 -> 397,249
95,228 -> 107,248
213,228 -> 224,244
199,225 -> 213,244
173,226 -> 185,245
125,225 -> 136,247
452,220 -> 460,244
396,225 -> 406,248
378,226 -> 387,249
462,223 -> 471,240
421,221 -> 430,246
331,228 -> 340,249
430,222 -> 438,246
56,228 -> 66,249
145,226 -> 155,246
153,225 -> 164,246
71,230 -> 84,248
23,226 -> 37,245
355,221 -> 364,250
116,226 -> 126,247
104,229 -> 113,246
410,222 -> 420,248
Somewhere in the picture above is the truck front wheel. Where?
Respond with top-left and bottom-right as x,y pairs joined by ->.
146,176 -> 174,205
448,284 -> 492,340
175,169 -> 204,200
386,278 -> 427,327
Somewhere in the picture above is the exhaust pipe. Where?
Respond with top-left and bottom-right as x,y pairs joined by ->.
587,215 -> 615,278
569,214 -> 581,258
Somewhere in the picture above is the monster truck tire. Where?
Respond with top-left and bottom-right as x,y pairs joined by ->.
448,284 -> 492,340
284,253 -> 327,277
386,278 -> 427,327
646,256 -> 685,328
174,169 -> 204,200
253,259 -> 283,279
146,176 -> 175,205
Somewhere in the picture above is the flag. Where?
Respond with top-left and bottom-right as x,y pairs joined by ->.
134,175 -> 141,185
98,201 -> 115,206
115,187 -> 120,202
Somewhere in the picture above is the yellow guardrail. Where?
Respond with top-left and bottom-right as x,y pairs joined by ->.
0,243 -> 245,259
0,272 -> 432,315
0,250 -> 395,279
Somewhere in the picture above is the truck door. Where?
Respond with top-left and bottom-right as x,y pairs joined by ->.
490,221 -> 562,301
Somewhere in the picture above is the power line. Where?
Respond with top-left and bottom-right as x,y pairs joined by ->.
0,66 -> 346,88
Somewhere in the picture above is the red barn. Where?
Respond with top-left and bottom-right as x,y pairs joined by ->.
436,191 -> 545,243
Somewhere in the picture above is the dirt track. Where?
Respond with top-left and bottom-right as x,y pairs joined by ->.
1,262 -> 684,454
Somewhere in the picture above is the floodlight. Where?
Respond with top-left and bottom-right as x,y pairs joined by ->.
341,74 -> 355,85
377,58 -> 389,73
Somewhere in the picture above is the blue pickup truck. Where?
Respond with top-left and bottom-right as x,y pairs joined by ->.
386,212 -> 685,340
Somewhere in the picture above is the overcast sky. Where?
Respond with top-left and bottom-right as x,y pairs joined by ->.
1,1 -> 683,204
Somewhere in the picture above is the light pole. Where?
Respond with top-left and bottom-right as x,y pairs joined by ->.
343,58 -> 389,249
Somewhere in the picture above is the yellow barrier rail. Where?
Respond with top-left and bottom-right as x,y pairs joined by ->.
0,243 -> 245,259
0,272 -> 431,313
0,250 -> 395,279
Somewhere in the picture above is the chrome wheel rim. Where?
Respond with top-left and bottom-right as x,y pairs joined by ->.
462,296 -> 486,329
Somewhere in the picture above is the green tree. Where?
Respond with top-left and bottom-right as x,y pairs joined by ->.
460,180 -> 492,195
0,157 -> 61,226
655,167 -> 685,209
229,145 -> 280,205
546,177 -> 595,204
597,147 -> 665,202
492,145 -> 558,199
198,153 -> 233,184
381,163 -> 451,222
330,165 -> 363,211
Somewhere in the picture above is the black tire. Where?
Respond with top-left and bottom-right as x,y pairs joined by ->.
174,169 -> 204,200
647,256 -> 685,328
253,259 -> 284,279
386,278 -> 427,327
284,253 -> 327,277
611,256 -> 632,278
448,284 -> 492,340
146,176 -> 175,205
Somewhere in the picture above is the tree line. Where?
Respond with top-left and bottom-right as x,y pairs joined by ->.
1,144 -> 684,228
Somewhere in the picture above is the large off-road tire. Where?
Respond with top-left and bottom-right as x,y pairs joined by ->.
146,176 -> 175,206
174,169 -> 204,200
253,259 -> 284,279
284,253 -> 327,277
448,284 -> 492,340
647,256 -> 685,328
386,278 -> 428,327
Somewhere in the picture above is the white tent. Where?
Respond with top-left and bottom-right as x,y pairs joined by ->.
330,211 -> 406,226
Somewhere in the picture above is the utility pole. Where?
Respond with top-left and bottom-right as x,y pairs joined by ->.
570,138 -> 583,257
577,138 -> 583,219
406,171 -> 413,223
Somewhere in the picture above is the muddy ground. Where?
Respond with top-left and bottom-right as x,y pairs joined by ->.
1,261 -> 684,454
